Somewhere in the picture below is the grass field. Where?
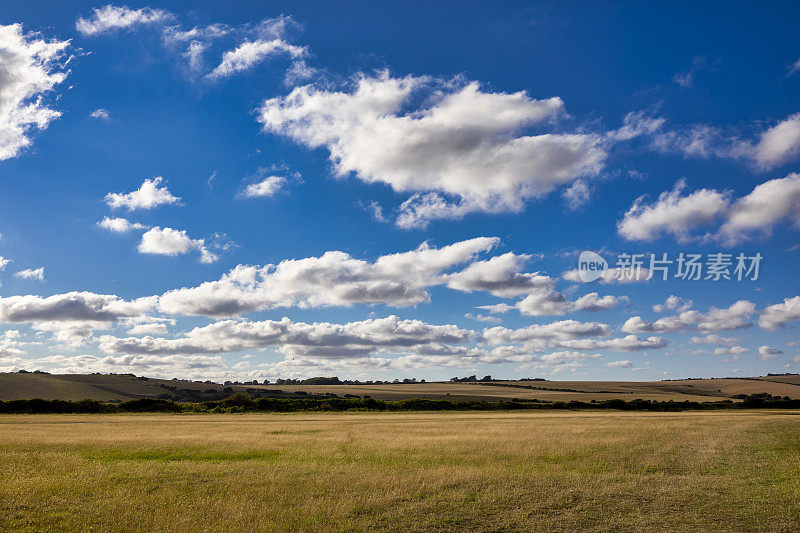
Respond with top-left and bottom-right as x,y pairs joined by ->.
2,411 -> 799,531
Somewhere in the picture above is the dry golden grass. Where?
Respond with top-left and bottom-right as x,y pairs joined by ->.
1,411 -> 799,532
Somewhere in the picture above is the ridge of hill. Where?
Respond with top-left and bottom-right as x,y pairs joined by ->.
2,372 -> 799,402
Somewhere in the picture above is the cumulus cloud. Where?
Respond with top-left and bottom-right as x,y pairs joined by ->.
0,291 -> 157,345
604,359 -> 634,368
76,5 -> 172,36
570,292 -> 628,312
445,254 -> 625,317
98,216 -> 147,233
14,267 -> 44,282
617,179 -> 729,242
622,300 -> 755,334
105,177 -> 181,210
208,39 -> 306,79
443,253 -> 552,297
759,296 -> 800,330
538,350 -> 602,365
0,292 -> 156,324
98,315 -> 473,357
653,295 -> 693,313
0,257 -> 10,270
758,345 -> 782,360
23,353 -> 224,379
242,175 -> 287,198
0,24 -> 70,160
751,114 -> 800,170
618,173 -> 800,244
258,73 -> 608,227
513,289 -> 569,316
717,173 -> 800,244
482,320 -> 612,345
552,335 -> 665,352
158,237 -> 498,316
138,227 -> 217,263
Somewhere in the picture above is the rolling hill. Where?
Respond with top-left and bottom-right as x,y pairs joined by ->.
2,372 -> 799,402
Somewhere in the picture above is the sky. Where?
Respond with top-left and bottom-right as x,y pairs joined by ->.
0,1 -> 799,382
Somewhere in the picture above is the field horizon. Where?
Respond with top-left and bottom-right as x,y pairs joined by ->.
3,371 -> 800,403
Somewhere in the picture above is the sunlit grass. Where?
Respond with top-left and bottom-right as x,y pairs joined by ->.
1,411 -> 798,532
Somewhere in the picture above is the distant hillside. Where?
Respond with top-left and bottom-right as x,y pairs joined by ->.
1,372 -> 800,402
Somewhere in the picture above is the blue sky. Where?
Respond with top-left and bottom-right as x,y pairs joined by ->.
0,1 -> 799,381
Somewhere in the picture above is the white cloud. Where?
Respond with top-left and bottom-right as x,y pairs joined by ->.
98,315 -> 473,357
443,253 -> 552,297
539,351 -> 601,365
552,335 -> 665,352
618,173 -> 800,244
0,330 -> 24,359
23,353 -> 224,379
158,237 -> 498,316
606,110 -> 666,141
604,359 -> 634,368
562,180 -> 593,210
258,74 -> 607,227
476,302 -> 515,314
208,39 -> 306,79
0,257 -> 10,270
653,295 -> 693,313
651,112 -> 800,171
76,5 -> 172,36
138,227 -> 217,263
514,289 -> 569,316
98,216 -> 147,233
617,179 -> 729,242
105,177 -> 181,210
0,24 -> 69,160
758,345 -> 782,360
718,173 -> 800,244
751,114 -> 800,170
284,60 -> 317,85
482,320 -> 612,345
89,108 -> 110,120
242,175 -> 287,198
690,334 -> 737,346
127,322 -> 169,335
14,268 -> 44,282
0,292 -> 157,346
711,345 -> 747,356
464,313 -> 501,324
570,292 -> 628,312
622,300 -> 755,334
759,296 -> 800,330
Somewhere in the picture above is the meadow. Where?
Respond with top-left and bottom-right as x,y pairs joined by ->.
1,410 -> 799,532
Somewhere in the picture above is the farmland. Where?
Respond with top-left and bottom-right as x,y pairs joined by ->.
1,410 -> 799,531
2,372 -> 800,403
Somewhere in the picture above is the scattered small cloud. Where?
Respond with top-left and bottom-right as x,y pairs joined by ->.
15,267 -> 45,282
105,177 -> 182,210
89,108 -> 110,120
